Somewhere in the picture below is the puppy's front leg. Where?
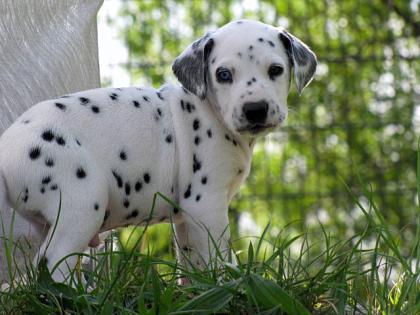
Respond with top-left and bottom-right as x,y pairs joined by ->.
174,196 -> 231,270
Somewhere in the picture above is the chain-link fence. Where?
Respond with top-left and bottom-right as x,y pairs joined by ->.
103,0 -> 420,249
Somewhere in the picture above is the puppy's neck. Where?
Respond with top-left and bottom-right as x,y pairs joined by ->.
203,94 -> 256,158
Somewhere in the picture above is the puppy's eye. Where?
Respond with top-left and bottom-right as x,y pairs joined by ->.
268,64 -> 284,79
216,67 -> 233,83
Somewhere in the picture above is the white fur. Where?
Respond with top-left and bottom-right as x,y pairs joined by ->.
0,20 -> 316,282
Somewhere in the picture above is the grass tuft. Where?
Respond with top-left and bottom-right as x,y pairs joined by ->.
0,160 -> 420,313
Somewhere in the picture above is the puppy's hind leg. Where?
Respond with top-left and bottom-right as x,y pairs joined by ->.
33,183 -> 108,284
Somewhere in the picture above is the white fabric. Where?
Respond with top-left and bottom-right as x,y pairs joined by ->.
0,0 -> 103,129
0,0 -> 103,282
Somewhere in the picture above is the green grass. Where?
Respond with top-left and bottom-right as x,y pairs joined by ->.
1,155 -> 420,314
1,198 -> 419,314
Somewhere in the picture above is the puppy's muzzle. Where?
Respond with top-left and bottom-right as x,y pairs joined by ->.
239,100 -> 275,134
243,100 -> 268,125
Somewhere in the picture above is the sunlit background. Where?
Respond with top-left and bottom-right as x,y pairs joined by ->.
96,0 -> 420,258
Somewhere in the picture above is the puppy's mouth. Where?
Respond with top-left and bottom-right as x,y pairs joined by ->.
237,124 -> 276,135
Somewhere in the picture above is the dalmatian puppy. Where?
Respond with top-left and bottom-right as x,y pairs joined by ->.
0,20 -> 316,282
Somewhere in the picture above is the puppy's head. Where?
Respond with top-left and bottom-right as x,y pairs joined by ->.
172,20 -> 317,137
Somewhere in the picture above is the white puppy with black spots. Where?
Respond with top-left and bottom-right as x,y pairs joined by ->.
0,20 -> 316,282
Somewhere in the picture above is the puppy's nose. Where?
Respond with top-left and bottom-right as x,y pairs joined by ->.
243,101 -> 268,124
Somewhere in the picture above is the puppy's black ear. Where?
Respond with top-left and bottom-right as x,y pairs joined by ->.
172,32 -> 214,99
279,30 -> 317,94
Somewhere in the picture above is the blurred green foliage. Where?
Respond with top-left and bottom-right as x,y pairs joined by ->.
113,0 -> 419,255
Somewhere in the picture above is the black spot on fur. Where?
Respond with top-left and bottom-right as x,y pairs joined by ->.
135,181 -> 142,192
133,100 -> 140,108
268,40 -> 275,47
23,120 -> 30,124
249,45 -> 253,50
40,187 -> 45,194
76,167 -> 86,179
56,136 -> 65,146
195,194 -> 201,202
165,135 -> 172,143
225,134 -> 231,141
50,184 -> 58,191
211,57 -> 216,64
143,96 -> 150,102
125,182 -> 131,195
193,119 -> 200,131
109,93 -> 118,100
156,92 -> 164,100
112,170 -> 123,188
126,209 -> 138,220
41,130 -> 54,142
45,158 -> 54,167
237,52 -> 242,58
22,189 -> 29,202
173,207 -> 179,214
29,147 -> 41,160
233,139 -> 238,146
123,199 -> 130,208
207,129 -> 212,138
55,102 -> 66,111
201,176 -> 207,185
186,102 -> 195,113
193,154 -> 201,173
154,109 -> 162,121
184,184 -> 192,199
182,246 -> 193,252
101,210 -> 110,228
194,136 -> 200,145
247,81 -> 252,86
42,176 -> 51,185
120,151 -> 127,161
79,97 -> 89,105
94,203 -> 99,211
258,37 -> 264,42
91,106 -> 100,113
76,139 -> 81,146
143,173 -> 150,183
180,100 -> 185,111
252,77 -> 256,82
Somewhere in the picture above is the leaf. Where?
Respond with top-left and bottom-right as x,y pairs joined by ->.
177,286 -> 233,313
247,241 -> 254,275
245,273 -> 311,315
